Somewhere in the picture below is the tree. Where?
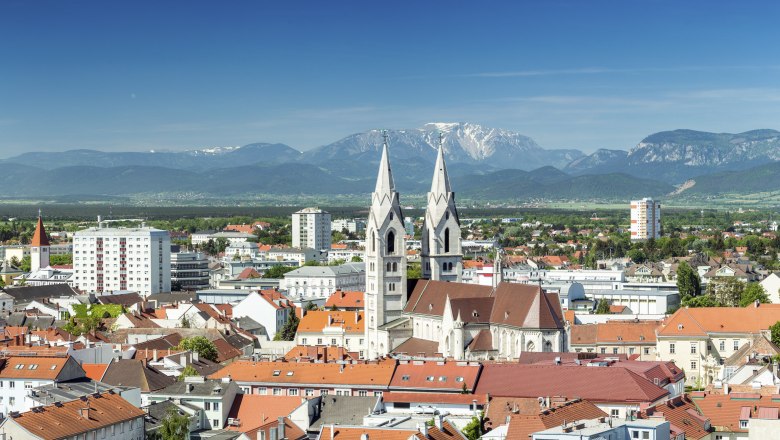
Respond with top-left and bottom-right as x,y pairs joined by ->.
740,282 -> 769,307
177,336 -> 218,362
177,365 -> 199,381
461,413 -> 484,440
158,407 -> 190,440
350,255 -> 363,262
771,321 -> 780,347
595,298 -> 611,314
274,313 -> 300,341
264,265 -> 296,279
683,295 -> 720,308
627,248 -> 647,264
19,255 -> 31,272
407,262 -> 422,280
676,261 -> 701,301
707,277 -> 745,307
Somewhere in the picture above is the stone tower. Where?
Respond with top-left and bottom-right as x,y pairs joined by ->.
364,133 -> 407,359
421,140 -> 462,282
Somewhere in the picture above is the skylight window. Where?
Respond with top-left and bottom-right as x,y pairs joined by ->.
50,365 -> 58,370
455,376 -> 464,382
426,376 -> 434,381
286,371 -> 294,376
273,370 -> 281,376
15,364 -> 23,369
439,376 -> 447,382
28,365 -> 38,370
402,375 -> 410,381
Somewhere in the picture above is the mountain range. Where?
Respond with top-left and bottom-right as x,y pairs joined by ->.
4,123 -> 780,201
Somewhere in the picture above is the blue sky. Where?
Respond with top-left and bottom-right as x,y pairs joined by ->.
1,0 -> 779,156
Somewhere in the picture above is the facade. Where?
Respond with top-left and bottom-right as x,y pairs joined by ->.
331,218 -> 365,234
0,356 -> 86,416
72,226 -> 171,297
570,320 -> 661,360
532,418 -> 671,440
295,310 -> 365,357
655,304 -> 780,386
282,262 -> 365,298
148,377 -> 239,430
630,198 -> 661,241
421,144 -> 463,282
231,290 -> 295,337
292,207 -> 332,251
364,138 -> 408,359
171,251 -> 210,290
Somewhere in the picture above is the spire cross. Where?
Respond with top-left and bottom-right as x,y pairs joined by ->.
438,131 -> 444,149
382,129 -> 389,147
38,208 -> 41,218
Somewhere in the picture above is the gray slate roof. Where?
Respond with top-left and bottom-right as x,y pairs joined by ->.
308,395 -> 381,431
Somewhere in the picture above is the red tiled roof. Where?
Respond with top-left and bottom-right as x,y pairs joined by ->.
0,356 -> 79,380
383,392 -> 487,405
225,394 -> 304,433
692,392 -> 780,432
505,399 -> 607,439
7,391 -> 143,440
324,290 -> 364,309
389,361 -> 481,392
82,363 -> 109,381
658,305 -> 780,337
640,395 -> 711,440
284,345 -> 355,362
475,364 -> 669,404
210,359 -> 396,387
31,216 -> 50,247
297,311 -> 364,334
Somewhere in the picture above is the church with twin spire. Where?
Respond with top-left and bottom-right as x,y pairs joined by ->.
364,133 -> 566,361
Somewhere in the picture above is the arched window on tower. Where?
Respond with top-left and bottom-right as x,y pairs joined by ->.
444,228 -> 450,253
387,231 -> 395,254
392,262 -> 397,272
387,262 -> 392,272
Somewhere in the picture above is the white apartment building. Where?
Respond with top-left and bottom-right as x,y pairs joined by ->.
282,262 -> 365,298
331,218 -> 365,234
0,356 -> 86,416
630,198 -> 661,241
292,207 -> 331,251
72,226 -> 171,297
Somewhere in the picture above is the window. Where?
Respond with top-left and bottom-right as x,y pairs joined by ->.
611,409 -> 619,418
426,376 -> 434,381
289,388 -> 299,396
613,348 -> 618,354
213,402 -> 219,411
690,343 -> 697,354
719,340 -> 725,351
305,389 -> 314,397
644,347 -> 650,355
669,343 -> 675,354
734,340 -> 740,351
273,388 -> 282,396
387,231 -> 395,254
213,420 -> 219,428
740,420 -> 748,429
204,402 -> 211,410
600,348 -> 606,354
301,338 -> 307,345
642,432 -> 649,440
633,431 -> 639,439
691,361 -> 697,370
317,338 -> 323,345
358,390 -> 367,397
444,228 -> 450,253
402,375 -> 410,381
258,387 -> 267,395
331,339 -> 336,345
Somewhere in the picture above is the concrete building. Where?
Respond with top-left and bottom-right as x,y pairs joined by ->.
72,226 -> 171,297
331,218 -> 365,234
631,198 -> 661,241
292,207 -> 331,252
171,251 -> 210,290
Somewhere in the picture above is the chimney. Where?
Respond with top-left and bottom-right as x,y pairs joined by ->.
153,349 -> 158,361
186,383 -> 193,394
434,414 -> 443,430
418,422 -> 428,438
180,354 -> 187,367
193,351 -> 199,362
328,315 -> 333,325
724,382 -> 729,395
277,417 -> 285,439
355,312 -> 359,324
330,424 -> 335,440
79,407 -> 90,419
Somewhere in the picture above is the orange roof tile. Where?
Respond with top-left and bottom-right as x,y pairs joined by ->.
210,360 -> 396,388
31,216 -> 50,247
692,392 -> 780,433
383,392 -> 488,405
640,395 -> 710,440
321,426 -> 417,440
8,391 -> 144,440
297,311 -> 364,334
0,356 -> 78,380
658,305 -> 780,337
225,394 -> 304,433
324,290 -> 364,309
82,363 -> 109,381
284,345 -> 355,362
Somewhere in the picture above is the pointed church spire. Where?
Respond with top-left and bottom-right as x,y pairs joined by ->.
31,212 -> 50,247
374,130 -> 395,195
430,132 -> 452,195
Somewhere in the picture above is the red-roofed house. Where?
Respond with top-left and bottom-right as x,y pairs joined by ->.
324,290 -> 365,311
296,311 -> 364,355
233,290 -> 296,338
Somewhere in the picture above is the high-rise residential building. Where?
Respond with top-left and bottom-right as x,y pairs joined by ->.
292,207 -> 332,251
72,226 -> 171,297
630,198 -> 661,241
